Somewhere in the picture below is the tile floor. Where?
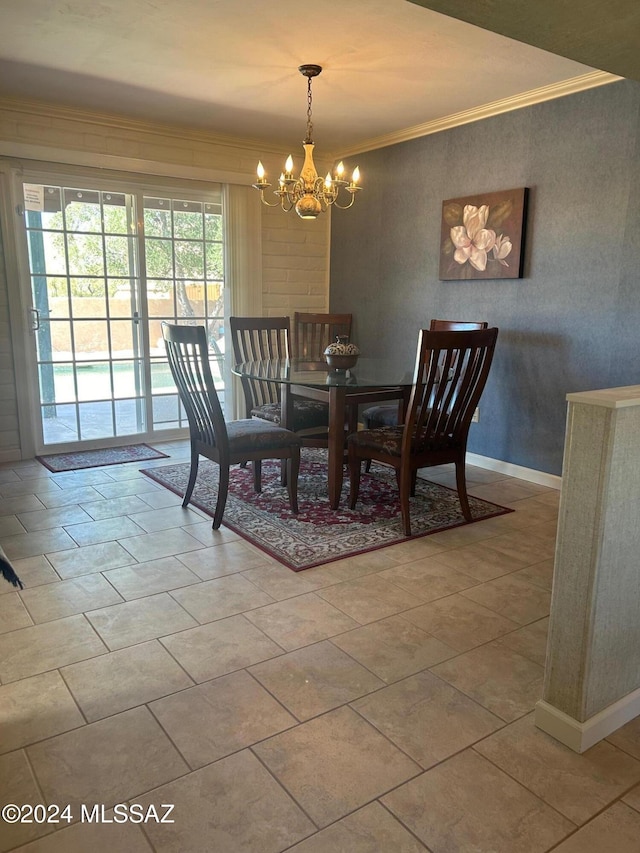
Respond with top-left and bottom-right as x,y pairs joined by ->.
1,440 -> 640,852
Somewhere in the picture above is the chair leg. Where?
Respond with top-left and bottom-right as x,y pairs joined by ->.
253,459 -> 262,493
287,448 -> 300,514
183,444 -> 199,507
365,459 -> 372,473
280,458 -> 287,487
399,468 -> 412,536
348,446 -> 362,509
455,459 -> 472,521
411,470 -> 417,497
213,464 -> 230,530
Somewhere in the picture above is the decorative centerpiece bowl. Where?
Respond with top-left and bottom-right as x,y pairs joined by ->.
324,335 -> 360,371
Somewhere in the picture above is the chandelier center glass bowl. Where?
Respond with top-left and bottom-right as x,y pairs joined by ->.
252,65 -> 361,220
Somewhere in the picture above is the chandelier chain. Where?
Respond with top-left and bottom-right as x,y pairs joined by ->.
306,76 -> 314,143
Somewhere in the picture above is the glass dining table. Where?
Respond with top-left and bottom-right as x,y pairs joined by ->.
233,357 -> 415,509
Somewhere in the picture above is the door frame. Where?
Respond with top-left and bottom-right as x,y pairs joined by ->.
5,163 -> 227,456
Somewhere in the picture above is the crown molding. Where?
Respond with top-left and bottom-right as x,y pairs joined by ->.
336,71 -> 622,158
0,96 -> 287,157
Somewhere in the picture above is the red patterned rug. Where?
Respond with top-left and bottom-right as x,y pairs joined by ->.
37,443 -> 169,472
141,450 -> 512,571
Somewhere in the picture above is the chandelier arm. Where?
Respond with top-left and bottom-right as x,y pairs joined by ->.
330,194 -> 358,211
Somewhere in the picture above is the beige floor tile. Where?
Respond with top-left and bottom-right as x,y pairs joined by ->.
9,817 -> 152,852
383,749 -> 574,853
249,640 -> 384,720
86,592 -> 198,650
483,528 -> 556,564
513,557 -> 555,590
551,802 -> 640,853
0,592 -> 33,633
149,670 -> 295,767
27,707 -> 188,810
254,705 -> 421,827
607,714 -> 640,761
424,520 -> 505,548
0,615 -> 107,683
378,557 -> 480,601
2,528 -> 78,561
138,487 -> 185,509
352,670 -> 503,768
469,479 -> 552,505
0,478 -> 61,499
121,504 -> 203,533
103,556 -> 200,599
16,506 -> 92,532
0,514 -> 27,537
475,713 -> 640,824
52,470 -> 114,488
137,749 -> 314,853
331,614 -> 456,682
62,640 -> 193,721
245,592 -> 359,651
497,617 -> 549,666
160,614 -> 283,682
0,495 -> 46,516
36,486 -> 104,508
299,556 -> 384,587
47,541 -> 136,579
383,536 -> 451,564
0,751 -> 52,852
176,541 -> 274,579
179,521 -> 241,547
623,782 -> 640,811
287,802 -> 428,852
461,573 -> 551,625
78,495 -> 151,520
0,671 -> 84,754
92,478 -> 162,499
316,574 -> 424,624
20,574 -> 123,623
401,593 -> 520,652
64,516 -> 145,547
0,556 -> 59,596
118,528 -> 204,561
431,642 -> 544,721
433,540 -> 533,581
241,563 -> 321,599
170,574 -> 274,623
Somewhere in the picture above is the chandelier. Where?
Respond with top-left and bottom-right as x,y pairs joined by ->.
252,65 -> 361,220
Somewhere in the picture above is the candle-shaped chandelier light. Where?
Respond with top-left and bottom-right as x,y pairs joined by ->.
252,65 -> 361,220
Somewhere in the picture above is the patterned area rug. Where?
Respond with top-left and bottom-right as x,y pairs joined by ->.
141,449 -> 512,571
37,443 -> 169,472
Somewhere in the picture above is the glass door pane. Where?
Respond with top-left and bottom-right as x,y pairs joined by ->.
24,185 -> 145,445
144,196 -> 225,431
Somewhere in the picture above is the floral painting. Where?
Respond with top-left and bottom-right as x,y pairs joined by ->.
439,187 -> 528,280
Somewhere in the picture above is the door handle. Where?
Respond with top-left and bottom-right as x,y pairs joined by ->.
29,307 -> 40,331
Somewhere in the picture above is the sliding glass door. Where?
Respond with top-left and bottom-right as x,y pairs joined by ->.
21,178 -> 225,450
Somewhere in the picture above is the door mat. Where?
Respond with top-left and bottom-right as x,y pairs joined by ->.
141,449 -> 512,572
37,443 -> 169,473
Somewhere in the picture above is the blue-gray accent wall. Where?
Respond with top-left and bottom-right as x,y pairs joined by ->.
329,79 -> 640,476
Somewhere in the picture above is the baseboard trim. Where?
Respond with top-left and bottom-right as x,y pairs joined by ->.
535,689 -> 640,753
466,453 -> 562,490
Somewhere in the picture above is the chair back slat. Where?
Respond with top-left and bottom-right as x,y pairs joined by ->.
162,323 -> 228,450
404,328 -> 498,456
230,317 -> 290,412
293,312 -> 352,359
429,319 -> 488,331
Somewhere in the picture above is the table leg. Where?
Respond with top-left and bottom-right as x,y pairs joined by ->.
327,386 -> 346,509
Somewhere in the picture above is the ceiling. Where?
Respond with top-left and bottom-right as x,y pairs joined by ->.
0,0 -> 619,155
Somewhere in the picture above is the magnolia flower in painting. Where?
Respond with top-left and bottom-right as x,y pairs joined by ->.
492,233 -> 513,266
450,204 -> 497,271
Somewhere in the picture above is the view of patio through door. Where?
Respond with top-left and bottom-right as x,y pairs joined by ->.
22,181 -> 225,449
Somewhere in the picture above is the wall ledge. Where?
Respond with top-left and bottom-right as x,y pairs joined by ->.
466,452 -> 561,489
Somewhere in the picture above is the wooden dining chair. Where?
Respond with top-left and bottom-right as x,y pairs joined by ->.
361,319 -> 489,430
162,322 -> 301,529
292,312 -> 353,360
348,327 -> 499,535
229,315 -> 330,438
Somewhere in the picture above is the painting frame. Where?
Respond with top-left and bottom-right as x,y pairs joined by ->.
439,187 -> 528,281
